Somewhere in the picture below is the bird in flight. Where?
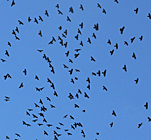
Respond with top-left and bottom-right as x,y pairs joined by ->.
123,65 -> 127,72
102,9 -> 107,14
110,122 -> 113,127
18,20 -> 24,25
45,10 -> 49,17
139,35 -> 143,41
69,7 -> 74,13
132,52 -> 136,59
114,0 -> 119,3
23,69 -> 27,75
93,23 -> 99,31
80,4 -> 84,11
147,117 -> 151,122
131,37 -> 135,43
147,13 -> 151,19
120,26 -> 125,34
112,110 -> 117,116
138,123 -> 143,128
134,78 -> 139,84
19,82 -> 23,88
103,86 -> 107,91
144,102 -> 148,109
91,56 -> 96,62
11,0 -> 15,7
97,3 -> 101,8
28,17 -> 31,22
134,7 -> 138,14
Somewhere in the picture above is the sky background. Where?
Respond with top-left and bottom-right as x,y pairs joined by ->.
0,0 -> 151,139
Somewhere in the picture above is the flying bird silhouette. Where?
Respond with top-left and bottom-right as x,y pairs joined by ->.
132,52 -> 136,59
123,65 -> 127,72
134,78 -> 139,84
80,4 -> 84,11
120,26 -> 125,34
138,123 -> 143,128
134,7 -> 138,14
144,102 -> 148,109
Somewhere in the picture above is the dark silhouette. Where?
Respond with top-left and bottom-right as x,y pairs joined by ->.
103,86 -> 107,91
70,115 -> 74,120
8,41 -> 11,47
11,0 -> 15,6
86,77 -> 90,83
114,0 -> 119,3
28,17 -> 31,22
69,7 -> 74,13
80,4 -> 84,11
19,82 -> 23,88
138,123 -> 143,128
35,75 -> 39,80
38,30 -> 42,37
18,20 -> 24,25
94,23 -> 99,31
67,16 -> 71,22
147,13 -> 151,19
110,49 -> 114,55
134,78 -> 139,84
91,56 -> 95,62
92,33 -> 96,39
74,104 -> 79,108
112,110 -> 117,116
144,102 -> 148,109
63,114 -> 68,118
1,58 -> 6,62
114,43 -> 118,49
15,27 -> 19,33
102,9 -> 106,14
15,133 -> 21,137
23,69 -> 27,75
132,52 -> 136,59
139,36 -> 143,41
110,122 -> 113,127
44,130 -> 48,136
75,34 -> 79,40
107,39 -> 111,45
36,87 -> 44,91
45,10 -> 49,17
124,41 -> 128,46
55,4 -> 59,8
97,3 -> 101,8
102,70 -> 107,77
131,37 -> 135,43
39,16 -> 43,21
79,22 -> 83,29
84,92 -> 89,98
123,65 -> 127,72
97,70 -> 101,76
74,53 -> 80,58
58,10 -> 63,15
120,26 -> 125,34
134,7 -> 138,14
147,117 -> 151,122
58,26 -> 62,30
80,41 -> 83,46
5,50 -> 9,57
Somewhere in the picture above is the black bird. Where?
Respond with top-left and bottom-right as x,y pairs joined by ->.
102,70 -> 107,77
38,112 -> 44,117
50,82 -> 55,89
86,77 -> 90,83
107,39 -> 111,45
15,35 -> 20,40
92,72 -> 96,76
65,51 -> 69,57
102,9 -> 106,14
123,65 -> 127,72
112,110 -> 117,116
50,104 -> 55,108
79,22 -> 83,29
93,23 -> 99,31
64,29 -> 67,35
103,86 -> 107,91
74,104 -> 79,108
82,110 -> 85,113
62,33 -> 66,38
43,118 -> 47,123
37,49 -> 43,53
97,70 -> 101,76
4,74 -> 8,80
5,50 -> 9,57
18,20 -> 24,25
26,111 -> 30,116
92,33 -> 96,39
12,30 -> 16,36
80,41 -> 83,46
15,27 -> 19,33
32,119 -> 38,122
63,114 -> 68,118
75,93 -> 79,98
70,115 -> 74,120
28,109 -> 33,111
38,123 -> 43,126
67,16 -> 71,22
75,69 -> 80,72
80,4 -> 84,11
84,92 -> 89,98
38,30 -> 42,37
87,84 -> 90,90
58,10 -> 63,15
132,52 -> 136,59
15,133 -> 21,137
134,78 -> 139,84
75,49 -> 81,52
55,4 -> 59,8
11,0 -> 15,7
67,132 -> 72,136
87,38 -> 91,44
124,41 -> 128,46
69,69 -> 73,75
45,10 -> 49,17
110,49 -> 114,55
97,3 -> 101,8
75,34 -> 79,40
6,136 -> 10,139
139,36 -> 143,41
148,13 -> 151,19
1,58 -> 6,62
19,82 -> 23,88
39,99 -> 43,105
68,93 -> 74,100
75,77 -> 78,80
35,75 -> 39,80
23,69 -> 27,75
131,37 -> 135,43
34,103 -> 40,108
120,26 -> 125,34
39,16 -> 43,21
74,53 -> 80,58
54,91 -> 58,97
34,18 -> 38,24
114,0 -> 119,3
144,102 -> 148,109
63,64 -> 68,69
134,7 -> 138,14
138,123 -> 143,128
91,56 -> 95,62
71,78 -> 74,84
147,117 -> 151,122
69,7 -> 74,13
78,28 -> 82,35
64,42 -> 68,48
44,130 -> 48,136
47,124 -> 53,127
36,87 -> 44,92
32,114 -> 38,118
28,17 -> 31,22
114,43 -> 118,49
78,89 -> 82,94
8,42 -> 11,47
71,125 -> 75,129
58,26 -> 62,30
110,122 -> 113,127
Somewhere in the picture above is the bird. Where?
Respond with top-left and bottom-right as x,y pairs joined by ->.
103,86 -> 107,91
110,49 -> 114,55
93,23 -> 99,31
147,13 -> 151,19
138,123 -> 143,128
80,41 -> 83,46
54,91 -> 58,97
67,16 -> 71,22
5,50 -> 9,57
44,130 -> 48,136
18,20 -> 24,25
34,18 -> 38,24
47,124 -> 53,127
97,3 -> 101,8
58,10 -> 63,15
102,9 -> 106,14
134,7 -> 138,14
11,0 -> 15,7
6,136 -> 10,139
32,114 -> 38,118
67,132 -> 72,136
87,84 -> 90,90
124,41 -> 128,46
87,38 -> 92,44
86,77 -> 90,83
92,72 -> 96,76
147,117 -> 151,122
43,118 -> 47,123
78,28 -> 82,35
114,0 -> 119,3
132,52 -> 136,59
39,16 -> 43,21
107,39 -> 111,45
71,78 -> 75,84
131,37 -> 135,43
144,102 -> 148,109
91,56 -> 95,62
28,17 -> 31,22
36,87 -> 44,92
15,133 -> 21,137
63,64 -> 68,69
75,34 -> 79,40
92,33 -> 96,39
97,70 -> 101,76
1,58 -> 6,62
28,109 -> 33,111
70,115 -> 74,120
110,122 -> 113,127
8,41 -> 11,47
15,35 -> 20,40
32,119 -> 38,122
84,92 -> 89,98
55,4 -> 59,8
34,103 -> 40,108
80,4 -> 84,11
23,69 -> 27,75
15,27 -> 19,33
19,82 -> 23,88
69,69 -> 73,75
123,65 -> 127,72
112,110 -> 117,116
45,10 -> 49,17
74,53 -> 80,58
38,30 -> 42,37
139,36 -> 143,41
39,99 -> 43,105
69,7 -> 74,13
12,30 -> 16,36
63,114 -> 68,118
74,104 -> 79,108
50,104 -> 55,108
26,111 -> 30,116
46,97 -> 51,101
79,22 -> 83,29
38,123 -> 43,126
114,43 -> 118,49
120,26 -> 125,34
134,78 -> 139,84
102,70 -> 107,77
58,26 -> 62,30
35,75 -> 39,80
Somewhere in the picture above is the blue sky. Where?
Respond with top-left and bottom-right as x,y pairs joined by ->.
0,0 -> 151,139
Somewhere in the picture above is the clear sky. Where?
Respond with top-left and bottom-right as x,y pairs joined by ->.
0,0 -> 151,140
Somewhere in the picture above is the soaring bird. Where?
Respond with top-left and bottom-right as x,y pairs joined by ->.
138,123 -> 143,128
112,110 -> 117,116
134,7 -> 138,14
123,65 -> 127,72
120,26 -> 125,34
134,78 -> 139,84
132,52 -> 136,59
